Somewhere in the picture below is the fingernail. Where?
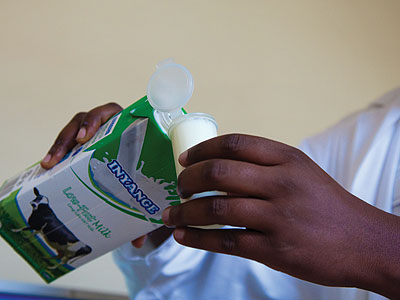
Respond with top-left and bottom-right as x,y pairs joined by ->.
178,150 -> 188,165
174,228 -> 185,241
42,154 -> 51,164
162,207 -> 171,225
76,127 -> 86,140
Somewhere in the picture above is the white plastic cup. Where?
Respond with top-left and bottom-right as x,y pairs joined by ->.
169,113 -> 222,229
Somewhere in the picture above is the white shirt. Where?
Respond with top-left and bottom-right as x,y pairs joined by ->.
393,139 -> 400,216
113,87 -> 400,300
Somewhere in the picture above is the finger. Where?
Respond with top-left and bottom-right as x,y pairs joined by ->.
178,159 -> 282,199
41,112 -> 86,169
163,196 -> 276,231
76,102 -> 123,144
179,134 -> 302,168
173,227 -> 267,261
131,235 -> 147,248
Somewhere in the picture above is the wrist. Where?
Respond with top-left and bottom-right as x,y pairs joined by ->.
351,209 -> 400,298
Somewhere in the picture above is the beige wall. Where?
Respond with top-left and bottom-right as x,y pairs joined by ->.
1,0 -> 400,296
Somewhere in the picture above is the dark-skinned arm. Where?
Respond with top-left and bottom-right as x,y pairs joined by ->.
162,134 -> 400,299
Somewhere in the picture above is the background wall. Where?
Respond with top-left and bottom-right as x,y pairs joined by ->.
1,0 -> 400,296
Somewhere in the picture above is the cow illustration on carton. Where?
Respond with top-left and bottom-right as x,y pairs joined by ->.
12,187 -> 92,269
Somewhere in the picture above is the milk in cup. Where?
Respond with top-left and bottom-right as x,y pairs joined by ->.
168,113 -> 217,182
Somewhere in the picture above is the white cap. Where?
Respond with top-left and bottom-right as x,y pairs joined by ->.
147,59 -> 194,112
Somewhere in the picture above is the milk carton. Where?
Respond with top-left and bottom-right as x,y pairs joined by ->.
0,96 -> 179,282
